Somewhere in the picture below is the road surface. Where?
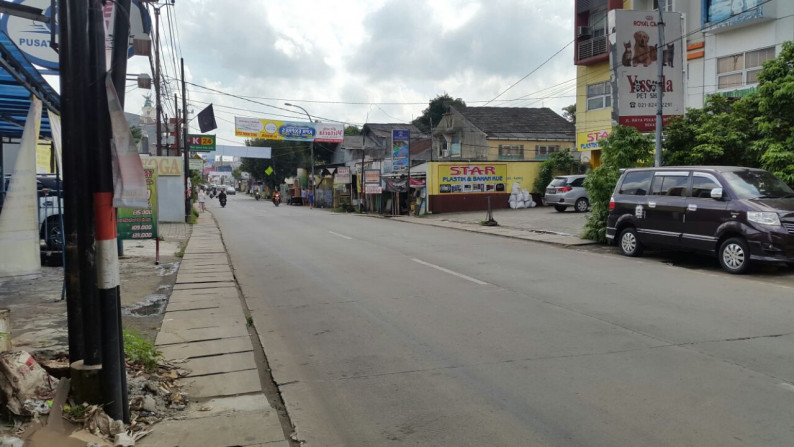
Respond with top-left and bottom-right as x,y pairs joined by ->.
209,194 -> 794,446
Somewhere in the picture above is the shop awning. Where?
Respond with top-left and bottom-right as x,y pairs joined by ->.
0,31 -> 59,139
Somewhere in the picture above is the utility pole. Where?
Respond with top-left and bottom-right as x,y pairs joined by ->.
182,58 -> 190,222
174,94 -> 181,156
153,7 -> 162,156
284,103 -> 314,203
655,7 -> 666,167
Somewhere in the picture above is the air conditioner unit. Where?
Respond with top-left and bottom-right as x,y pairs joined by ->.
577,26 -> 591,38
441,149 -> 450,157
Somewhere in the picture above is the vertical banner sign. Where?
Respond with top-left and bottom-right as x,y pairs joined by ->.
609,10 -> 684,132
117,168 -> 158,240
392,129 -> 410,173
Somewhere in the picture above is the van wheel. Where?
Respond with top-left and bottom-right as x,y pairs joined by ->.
574,198 -> 589,213
719,237 -> 750,274
554,205 -> 567,212
618,227 -> 643,257
42,217 -> 63,250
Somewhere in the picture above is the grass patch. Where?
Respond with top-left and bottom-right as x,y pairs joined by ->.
63,403 -> 89,419
188,207 -> 199,224
174,243 -> 186,258
123,329 -> 162,372
246,315 -> 254,328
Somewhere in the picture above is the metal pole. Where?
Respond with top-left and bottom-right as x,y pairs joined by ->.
284,103 -> 314,205
154,7 -> 162,156
182,58 -> 190,222
655,7 -> 665,168
0,140 -> 4,210
90,0 -> 127,422
59,0 -> 90,366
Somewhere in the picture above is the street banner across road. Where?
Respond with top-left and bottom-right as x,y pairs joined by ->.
234,117 -> 343,143
187,134 -> 216,152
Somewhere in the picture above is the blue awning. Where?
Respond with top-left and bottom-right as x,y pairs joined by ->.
0,30 -> 59,139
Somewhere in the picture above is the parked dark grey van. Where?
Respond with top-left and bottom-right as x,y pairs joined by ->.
607,166 -> 794,274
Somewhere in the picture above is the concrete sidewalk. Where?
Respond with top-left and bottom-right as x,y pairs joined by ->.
139,211 -> 289,447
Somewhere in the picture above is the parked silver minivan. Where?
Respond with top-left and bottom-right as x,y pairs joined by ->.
544,175 -> 589,212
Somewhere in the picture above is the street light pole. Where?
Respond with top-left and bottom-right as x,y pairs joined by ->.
285,103 -> 314,205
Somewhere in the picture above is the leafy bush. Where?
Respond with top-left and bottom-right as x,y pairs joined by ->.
123,329 -> 162,372
532,150 -> 578,193
583,126 -> 654,242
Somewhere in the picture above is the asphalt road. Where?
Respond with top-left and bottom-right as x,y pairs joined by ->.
209,194 -> 794,447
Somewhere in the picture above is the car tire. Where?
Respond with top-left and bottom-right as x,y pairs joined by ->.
618,227 -> 643,257
554,205 -> 567,212
574,197 -> 589,213
718,237 -> 750,274
42,217 -> 63,251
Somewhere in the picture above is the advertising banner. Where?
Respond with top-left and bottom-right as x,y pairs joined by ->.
335,167 -> 351,184
365,185 -> 383,194
609,10 -> 684,132
188,159 -> 204,171
314,123 -> 344,143
140,156 -> 183,176
234,117 -> 315,141
117,168 -> 157,240
364,169 -> 381,185
576,129 -> 611,151
392,129 -> 410,173
437,163 -> 507,194
187,134 -> 216,152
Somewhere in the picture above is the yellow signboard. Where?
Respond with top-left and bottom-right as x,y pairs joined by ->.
576,128 -> 611,151
436,163 -> 508,194
140,156 -> 183,176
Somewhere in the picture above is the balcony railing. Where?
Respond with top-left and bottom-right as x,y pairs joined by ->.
577,35 -> 607,60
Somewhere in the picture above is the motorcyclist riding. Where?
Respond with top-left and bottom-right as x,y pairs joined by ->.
218,188 -> 227,207
272,190 -> 281,207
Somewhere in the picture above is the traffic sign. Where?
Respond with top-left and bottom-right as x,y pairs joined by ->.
187,134 -> 216,152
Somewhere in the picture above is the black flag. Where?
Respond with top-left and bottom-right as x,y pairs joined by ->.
197,104 -> 217,133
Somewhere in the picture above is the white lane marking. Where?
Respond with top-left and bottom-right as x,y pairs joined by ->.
779,383 -> 794,393
411,258 -> 489,285
329,231 -> 353,240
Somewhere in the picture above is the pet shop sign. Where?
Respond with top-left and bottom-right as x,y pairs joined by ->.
609,10 -> 684,132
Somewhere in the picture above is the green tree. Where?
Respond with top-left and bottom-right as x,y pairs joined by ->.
583,126 -> 654,242
231,167 -> 242,181
240,138 -> 334,189
753,41 -> 794,185
562,104 -> 576,125
130,126 -> 143,145
345,125 -> 361,136
663,95 -> 760,167
532,150 -> 577,194
412,93 -> 466,133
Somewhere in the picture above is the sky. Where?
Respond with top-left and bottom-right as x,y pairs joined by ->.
122,0 -> 577,147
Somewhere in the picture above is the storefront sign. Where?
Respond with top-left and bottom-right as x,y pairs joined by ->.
576,129 -> 611,151
187,134 -> 216,152
188,159 -> 203,171
117,168 -> 157,240
365,185 -> 382,194
364,169 -> 381,184
335,167 -> 351,184
437,163 -> 507,194
140,156 -> 183,176
392,129 -> 410,173
609,10 -> 684,132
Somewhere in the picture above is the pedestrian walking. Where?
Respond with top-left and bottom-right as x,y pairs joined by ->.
301,188 -> 308,206
198,190 -> 206,213
308,190 -> 314,208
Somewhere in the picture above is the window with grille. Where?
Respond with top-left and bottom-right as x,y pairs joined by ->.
586,81 -> 611,110
498,144 -> 524,160
535,145 -> 560,160
717,47 -> 775,90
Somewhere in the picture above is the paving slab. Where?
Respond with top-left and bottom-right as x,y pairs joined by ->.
182,351 -> 258,376
173,281 -> 237,290
176,272 -> 236,283
182,369 -> 262,398
168,290 -> 239,303
164,296 -> 239,312
137,410 -> 286,447
159,315 -> 245,333
159,336 -> 252,360
156,324 -> 250,346
164,306 -> 244,321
